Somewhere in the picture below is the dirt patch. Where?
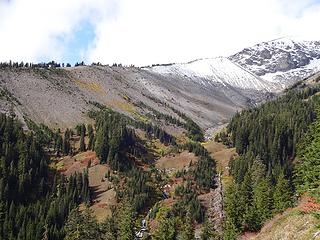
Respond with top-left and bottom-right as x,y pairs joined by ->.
198,191 -> 212,209
57,151 -> 99,177
203,141 -> 237,177
298,195 -> 320,214
56,151 -> 116,221
89,164 -> 117,221
156,151 -> 198,171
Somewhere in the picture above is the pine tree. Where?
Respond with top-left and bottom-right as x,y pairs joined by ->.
79,132 -> 85,152
180,211 -> 194,240
63,129 -> 71,155
223,219 -> 237,240
64,208 -> 82,240
87,125 -> 94,150
250,156 -> 266,187
252,178 -> 273,227
0,201 -> 5,237
200,217 -> 218,240
152,216 -> 176,240
273,172 -> 292,213
64,208 -> 99,240
79,125 -> 86,152
100,217 -> 117,240
56,134 -> 63,156
118,201 -> 134,240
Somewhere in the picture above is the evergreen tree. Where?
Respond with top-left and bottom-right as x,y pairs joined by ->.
223,220 -> 237,240
118,201 -> 134,240
79,132 -> 85,152
152,216 -> 176,240
180,211 -> 195,240
252,178 -> 273,227
201,217 -> 218,240
64,208 -> 99,240
63,129 -> 71,155
87,124 -> 94,150
100,217 -> 117,240
273,172 -> 292,213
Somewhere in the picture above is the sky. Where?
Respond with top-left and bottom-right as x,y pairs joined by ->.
0,0 -> 320,66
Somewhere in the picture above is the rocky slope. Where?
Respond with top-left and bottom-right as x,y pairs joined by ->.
1,38 -> 320,131
0,65 -> 272,130
230,38 -> 320,87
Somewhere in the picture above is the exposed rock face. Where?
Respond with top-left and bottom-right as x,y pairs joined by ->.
230,38 -> 320,86
208,174 -> 224,234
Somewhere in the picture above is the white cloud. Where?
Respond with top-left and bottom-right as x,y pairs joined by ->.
0,0 -> 320,65
0,0 -> 118,62
88,0 -> 320,66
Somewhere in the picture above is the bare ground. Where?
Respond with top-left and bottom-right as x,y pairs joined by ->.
56,150 -> 117,221
155,150 -> 198,171
203,141 -> 237,181
0,66 -> 268,130
89,164 -> 117,222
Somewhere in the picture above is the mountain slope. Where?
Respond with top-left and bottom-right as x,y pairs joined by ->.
246,205 -> 320,240
144,57 -> 280,91
0,65 -> 273,131
230,38 -> 320,87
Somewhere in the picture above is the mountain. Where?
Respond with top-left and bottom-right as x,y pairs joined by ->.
1,40 -> 320,240
144,57 -> 280,91
0,65 -> 273,132
230,38 -> 320,87
2,38 -> 320,135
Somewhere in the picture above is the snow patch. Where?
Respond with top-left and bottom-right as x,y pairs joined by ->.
145,57 -> 278,91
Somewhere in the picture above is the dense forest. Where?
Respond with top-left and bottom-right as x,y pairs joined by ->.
221,86 -> 320,238
0,102 -> 212,239
295,105 -> 320,201
88,108 -> 216,238
0,113 -> 90,240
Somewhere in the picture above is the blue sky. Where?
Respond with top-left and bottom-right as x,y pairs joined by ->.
59,22 -> 95,64
0,0 -> 320,65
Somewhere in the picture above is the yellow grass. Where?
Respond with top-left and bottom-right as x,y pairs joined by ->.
72,78 -> 104,94
108,100 -> 136,114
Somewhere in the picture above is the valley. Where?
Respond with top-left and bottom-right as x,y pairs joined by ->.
0,38 -> 320,240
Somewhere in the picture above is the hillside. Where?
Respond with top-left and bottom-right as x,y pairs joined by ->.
144,57 -> 280,91
216,73 -> 320,239
246,201 -> 320,240
3,38 -> 320,133
0,65 -> 273,132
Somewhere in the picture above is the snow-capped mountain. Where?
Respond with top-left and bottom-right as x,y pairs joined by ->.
144,38 -> 320,93
229,38 -> 320,86
145,57 -> 280,92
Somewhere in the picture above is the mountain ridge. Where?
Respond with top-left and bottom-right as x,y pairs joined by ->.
1,37 -> 319,133
144,57 -> 280,91
230,37 -> 320,86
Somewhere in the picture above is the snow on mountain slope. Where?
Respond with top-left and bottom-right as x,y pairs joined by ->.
230,38 -> 320,86
145,57 -> 279,91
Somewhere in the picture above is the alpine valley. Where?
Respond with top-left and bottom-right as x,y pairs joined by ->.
0,37 -> 319,240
